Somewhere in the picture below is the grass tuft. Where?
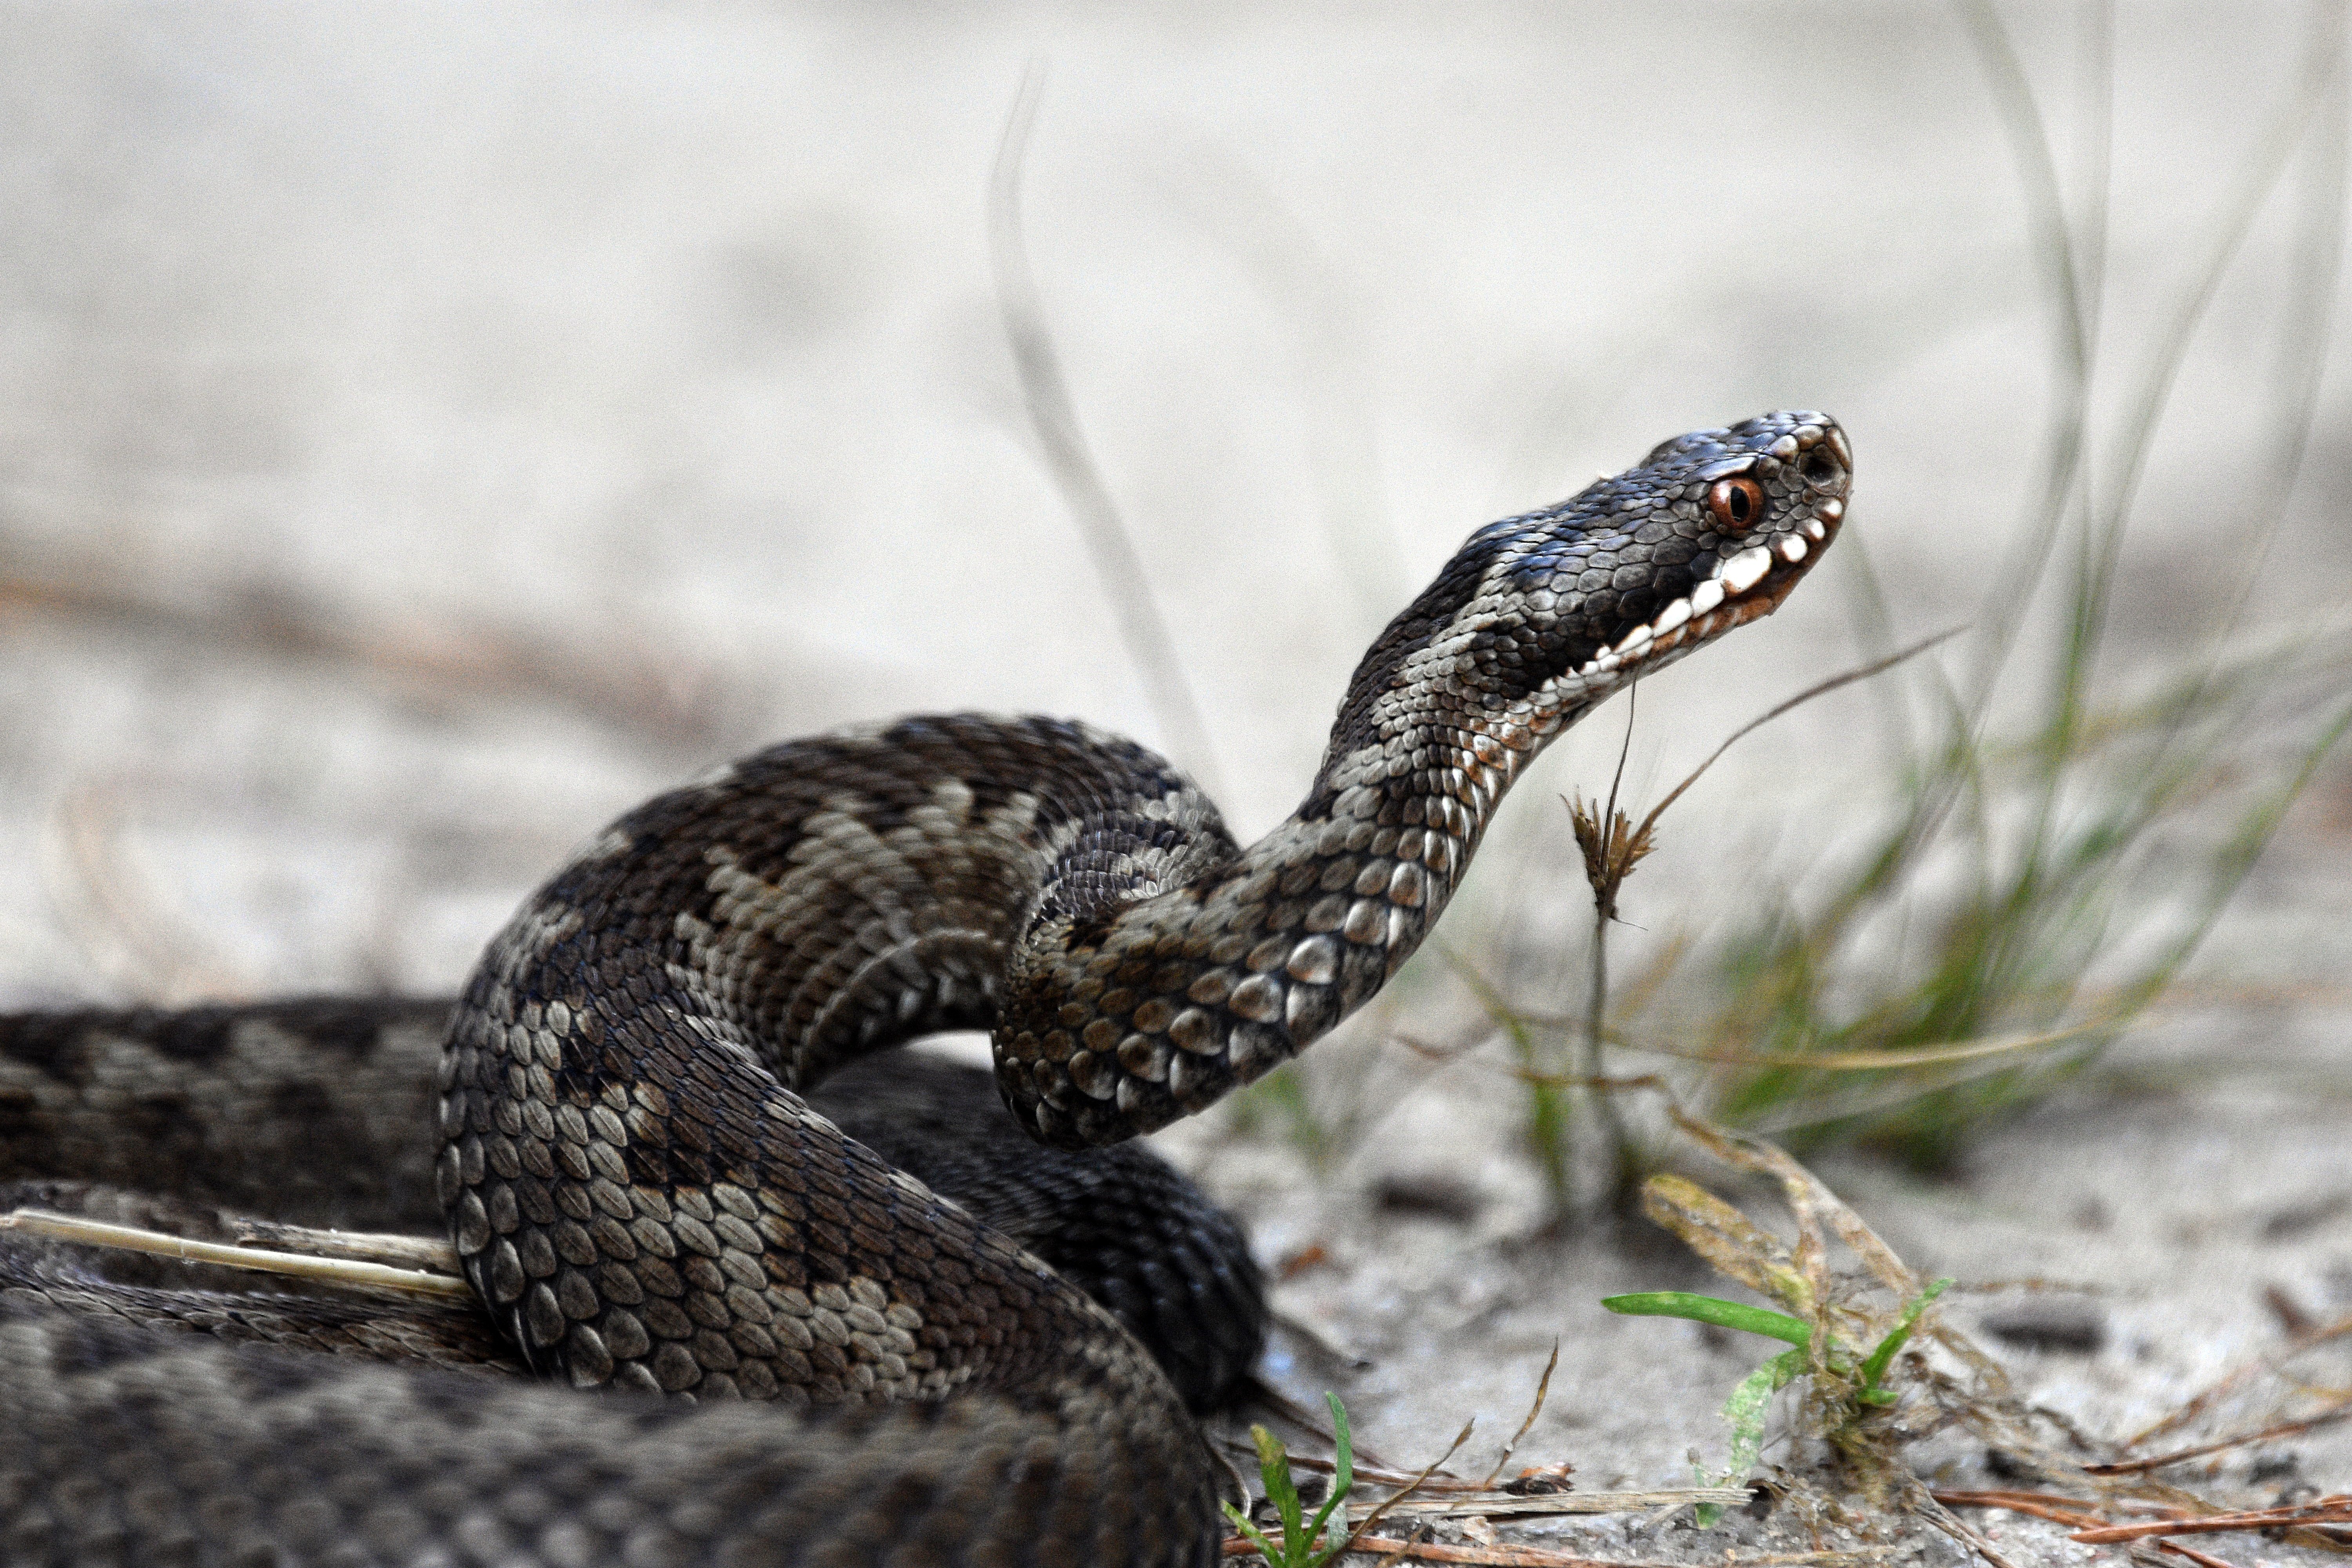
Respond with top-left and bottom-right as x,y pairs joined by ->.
1221,1394 -> 1357,1568
1668,2 -> 2352,1165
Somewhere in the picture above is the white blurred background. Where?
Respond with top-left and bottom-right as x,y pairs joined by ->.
5,2 -> 2346,1011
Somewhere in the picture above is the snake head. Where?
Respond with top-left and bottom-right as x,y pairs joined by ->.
1320,410 -> 1849,795
1474,408 -> 1851,707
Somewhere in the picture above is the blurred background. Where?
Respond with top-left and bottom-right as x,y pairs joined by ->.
5,0 -> 2346,1112
4,0 -> 2350,1512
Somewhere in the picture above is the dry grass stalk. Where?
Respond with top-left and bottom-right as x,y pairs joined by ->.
1481,1342 -> 1561,1488
2069,1495 -> 2352,1545
1,1208 -> 470,1302
987,66 -> 1224,798
0,557 -> 731,753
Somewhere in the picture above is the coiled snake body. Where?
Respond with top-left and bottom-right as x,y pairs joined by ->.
0,411 -> 1848,1565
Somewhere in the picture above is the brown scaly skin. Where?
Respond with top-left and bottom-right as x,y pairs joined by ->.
0,1009 -> 1263,1408
0,411 -> 1847,1567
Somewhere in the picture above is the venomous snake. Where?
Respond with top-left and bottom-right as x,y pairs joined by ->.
0,410 -> 1848,1565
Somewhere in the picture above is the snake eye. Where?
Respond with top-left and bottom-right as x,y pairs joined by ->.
1708,475 -> 1764,532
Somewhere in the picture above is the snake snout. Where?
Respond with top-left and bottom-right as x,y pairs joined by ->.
1554,412 -> 1847,690
1690,413 -> 1847,614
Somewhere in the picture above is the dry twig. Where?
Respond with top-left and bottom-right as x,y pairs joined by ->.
2087,1404 -> 2352,1476
1482,1342 -> 1561,1488
2070,1494 -> 2352,1544
1218,1536 -> 1883,1565
0,1209 -> 470,1303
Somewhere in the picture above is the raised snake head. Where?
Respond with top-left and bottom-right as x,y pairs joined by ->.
1314,409 -> 1853,804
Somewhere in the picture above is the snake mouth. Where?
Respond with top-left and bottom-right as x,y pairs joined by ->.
1569,494 -> 1845,683
1566,418 -> 1850,686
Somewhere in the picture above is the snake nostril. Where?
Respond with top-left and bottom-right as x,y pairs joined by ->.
1802,449 -> 1843,488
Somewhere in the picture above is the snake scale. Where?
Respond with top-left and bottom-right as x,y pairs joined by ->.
0,410 -> 1847,1566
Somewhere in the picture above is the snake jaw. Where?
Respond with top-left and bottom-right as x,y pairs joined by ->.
1520,412 -> 1851,702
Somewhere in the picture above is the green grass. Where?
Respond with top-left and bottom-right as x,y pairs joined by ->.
1701,667 -> 2350,1167
1605,1278 -> 1950,1525
1680,0 -> 2352,1166
1222,1394 -> 1357,1568
1441,4 -> 2352,1184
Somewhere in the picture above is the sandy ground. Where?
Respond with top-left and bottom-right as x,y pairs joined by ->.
4,4 -> 2352,1563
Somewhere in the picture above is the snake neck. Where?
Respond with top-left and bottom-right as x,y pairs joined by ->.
995,662 -> 1580,1151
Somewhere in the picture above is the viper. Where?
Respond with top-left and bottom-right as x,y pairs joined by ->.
0,410 -> 1847,1566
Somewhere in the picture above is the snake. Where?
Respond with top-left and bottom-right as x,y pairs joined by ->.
0,410 -> 1848,1566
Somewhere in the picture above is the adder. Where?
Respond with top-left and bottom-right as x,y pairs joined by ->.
0,410 -> 1848,1566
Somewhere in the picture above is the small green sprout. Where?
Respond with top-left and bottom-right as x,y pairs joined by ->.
1221,1392 -> 1356,1568
1604,1278 -> 1952,1523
